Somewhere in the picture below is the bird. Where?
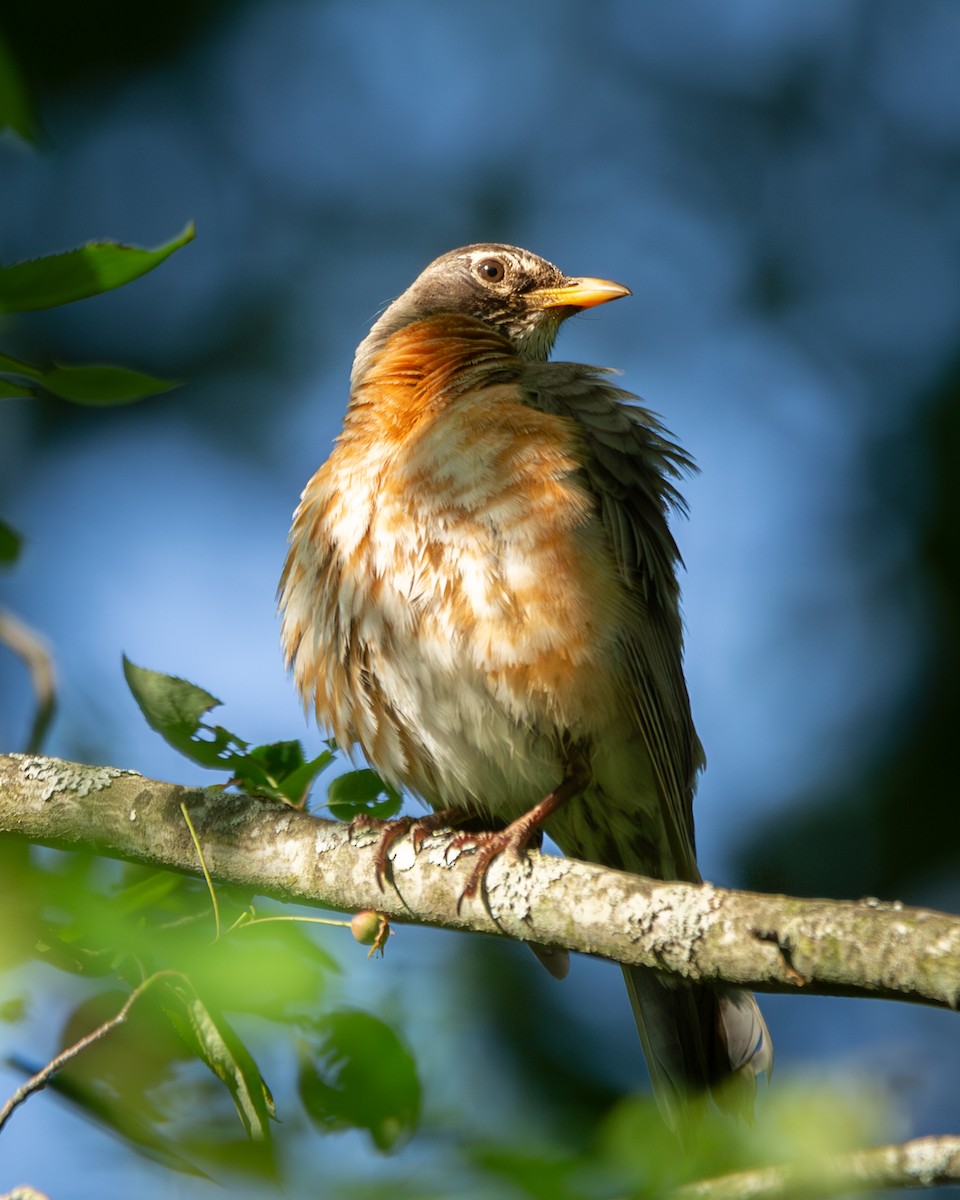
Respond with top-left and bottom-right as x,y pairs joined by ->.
278,243 -> 772,1127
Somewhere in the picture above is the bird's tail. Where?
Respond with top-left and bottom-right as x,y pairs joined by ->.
623,964 -> 772,1130
543,782 -> 772,1124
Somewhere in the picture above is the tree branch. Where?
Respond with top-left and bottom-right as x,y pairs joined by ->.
1,752 -> 958,1008
670,1135 -> 960,1199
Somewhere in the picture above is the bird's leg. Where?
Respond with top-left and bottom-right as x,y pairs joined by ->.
452,754 -> 591,909
351,806 -> 474,890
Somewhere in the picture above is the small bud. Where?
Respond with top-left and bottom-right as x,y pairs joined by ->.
351,910 -> 381,944
351,909 -> 391,957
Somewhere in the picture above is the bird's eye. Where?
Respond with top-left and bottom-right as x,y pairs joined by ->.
476,258 -> 506,284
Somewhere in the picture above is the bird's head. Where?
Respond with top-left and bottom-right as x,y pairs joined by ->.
354,244 -> 631,379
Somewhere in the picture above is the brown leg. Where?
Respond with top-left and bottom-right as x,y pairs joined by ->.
452,760 -> 590,910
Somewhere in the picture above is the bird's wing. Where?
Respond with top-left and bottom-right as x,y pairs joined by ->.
523,363 -> 704,880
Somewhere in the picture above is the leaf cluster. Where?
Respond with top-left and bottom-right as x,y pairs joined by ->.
0,225 -> 193,404
121,657 -> 402,820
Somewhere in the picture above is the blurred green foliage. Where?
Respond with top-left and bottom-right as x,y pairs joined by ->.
0,823 -> 899,1195
0,835 -> 427,1178
0,520 -> 20,566
0,29 -> 37,143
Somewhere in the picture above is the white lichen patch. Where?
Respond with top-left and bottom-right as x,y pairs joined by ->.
484,852 -> 569,934
625,880 -> 718,973
390,836 -> 418,874
314,823 -> 347,855
18,755 -> 134,802
905,1137 -> 950,1187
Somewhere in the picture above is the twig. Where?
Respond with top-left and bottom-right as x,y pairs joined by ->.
0,970 -> 179,1135
180,801 -> 220,938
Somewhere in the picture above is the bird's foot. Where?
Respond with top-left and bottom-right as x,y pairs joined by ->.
452,767 -> 587,911
350,807 -> 471,890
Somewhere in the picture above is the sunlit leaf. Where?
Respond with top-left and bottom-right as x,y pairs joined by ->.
236,740 -> 334,804
112,871 -> 184,918
161,979 -> 276,1142
327,769 -> 402,822
166,916 -> 339,1021
468,1147 -> 586,1200
299,1009 -> 420,1152
123,657 -> 221,736
0,221 -> 195,313
123,656 -> 248,767
594,1085 -> 893,1193
123,658 -> 336,802
233,739 -> 307,796
274,748 -> 335,804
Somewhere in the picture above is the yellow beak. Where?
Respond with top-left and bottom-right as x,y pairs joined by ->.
527,277 -> 632,309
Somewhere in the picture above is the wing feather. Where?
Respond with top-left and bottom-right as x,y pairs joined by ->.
523,363 -> 704,880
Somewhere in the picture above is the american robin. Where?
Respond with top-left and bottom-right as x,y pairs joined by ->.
279,244 -> 772,1126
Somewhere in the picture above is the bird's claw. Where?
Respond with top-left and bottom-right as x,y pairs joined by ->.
350,807 -> 471,890
450,769 -> 587,911
450,826 -> 533,913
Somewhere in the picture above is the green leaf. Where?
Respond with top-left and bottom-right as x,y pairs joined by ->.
0,378 -> 33,399
161,979 -> 276,1142
0,32 -> 39,145
124,658 -> 339,799
298,1010 -> 420,1152
1,314 -> 178,407
236,740 -> 308,794
274,748 -> 335,805
38,362 -> 180,405
186,918 -> 340,1020
0,222 -> 195,313
112,871 -> 184,918
123,656 -> 248,768
233,740 -> 335,804
0,996 -> 25,1022
0,351 -> 39,378
0,519 -> 22,565
327,769 -> 402,822
469,1147 -> 586,1200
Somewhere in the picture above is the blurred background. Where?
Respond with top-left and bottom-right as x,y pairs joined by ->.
2,0 -> 960,1195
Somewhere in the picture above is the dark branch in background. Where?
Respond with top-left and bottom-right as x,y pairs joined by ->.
1,752 -> 958,1009
0,614 -> 56,754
